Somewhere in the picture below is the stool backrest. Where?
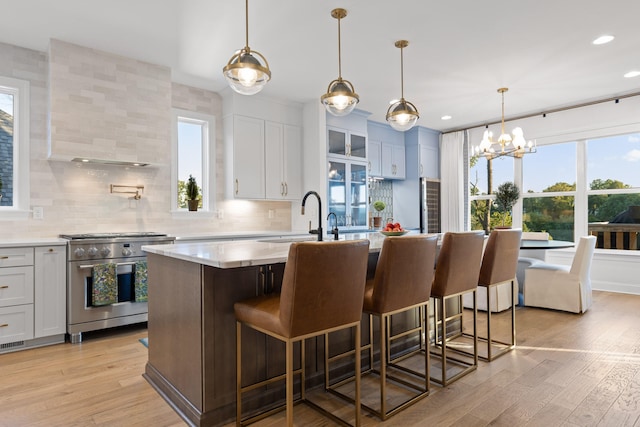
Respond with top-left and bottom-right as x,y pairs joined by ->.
280,239 -> 370,337
431,231 -> 485,298
369,234 -> 438,313
479,229 -> 522,286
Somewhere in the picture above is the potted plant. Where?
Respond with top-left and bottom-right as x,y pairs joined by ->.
372,200 -> 386,228
493,181 -> 520,227
186,175 -> 200,211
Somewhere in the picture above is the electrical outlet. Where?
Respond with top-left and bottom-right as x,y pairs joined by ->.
268,209 -> 275,219
33,206 -> 44,220
217,209 -> 224,219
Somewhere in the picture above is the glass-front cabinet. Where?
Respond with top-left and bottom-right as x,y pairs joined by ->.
328,127 -> 367,160
328,159 -> 368,229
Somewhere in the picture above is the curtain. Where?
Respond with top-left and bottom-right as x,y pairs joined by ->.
440,130 -> 467,232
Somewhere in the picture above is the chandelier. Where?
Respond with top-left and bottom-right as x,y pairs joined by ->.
386,40 -> 419,131
321,8 -> 359,116
473,88 -> 536,159
223,0 -> 271,95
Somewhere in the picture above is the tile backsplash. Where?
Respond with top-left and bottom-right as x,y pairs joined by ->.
369,179 -> 393,227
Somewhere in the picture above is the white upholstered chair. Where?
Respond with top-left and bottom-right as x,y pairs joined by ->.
523,236 -> 597,313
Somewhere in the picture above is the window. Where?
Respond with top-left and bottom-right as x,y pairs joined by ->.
521,142 -> 576,241
0,76 -> 29,219
469,154 -> 514,232
586,133 -> 640,249
171,109 -> 215,215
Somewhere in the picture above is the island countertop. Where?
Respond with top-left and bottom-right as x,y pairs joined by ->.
142,232 -> 402,269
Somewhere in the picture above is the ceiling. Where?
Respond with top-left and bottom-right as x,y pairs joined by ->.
1,0 -> 639,132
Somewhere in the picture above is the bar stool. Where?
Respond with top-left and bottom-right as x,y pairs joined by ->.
234,239 -> 369,427
430,231 -> 485,386
472,228 -> 521,361
326,234 -> 438,420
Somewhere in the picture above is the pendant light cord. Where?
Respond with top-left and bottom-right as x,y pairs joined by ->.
400,45 -> 405,99
244,0 -> 249,48
501,89 -> 506,136
337,16 -> 342,79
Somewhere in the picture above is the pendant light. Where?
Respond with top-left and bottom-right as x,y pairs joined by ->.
223,0 -> 271,95
386,40 -> 419,131
321,8 -> 359,116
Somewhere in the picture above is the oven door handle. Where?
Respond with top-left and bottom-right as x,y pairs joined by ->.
78,262 -> 138,269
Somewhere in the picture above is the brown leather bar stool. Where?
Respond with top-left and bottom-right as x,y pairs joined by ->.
234,239 -> 369,427
430,231 -> 485,386
326,234 -> 438,420
471,228 -> 522,361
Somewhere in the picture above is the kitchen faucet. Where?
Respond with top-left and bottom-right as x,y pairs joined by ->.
327,212 -> 339,240
301,190 -> 323,241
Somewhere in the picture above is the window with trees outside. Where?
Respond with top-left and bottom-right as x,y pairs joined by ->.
172,109 -> 215,214
469,132 -> 640,250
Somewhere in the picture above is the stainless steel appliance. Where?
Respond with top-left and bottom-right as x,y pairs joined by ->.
61,232 -> 174,343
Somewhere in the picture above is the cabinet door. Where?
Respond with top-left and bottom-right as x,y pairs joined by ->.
350,133 -> 367,159
0,266 -> 34,307
0,305 -> 34,344
265,121 -> 284,200
368,140 -> 382,177
381,143 -> 394,177
233,115 -> 265,199
34,246 -> 66,338
328,128 -> 348,157
419,143 -> 439,178
392,145 -> 406,179
328,160 -> 347,226
282,124 -> 302,200
349,162 -> 368,228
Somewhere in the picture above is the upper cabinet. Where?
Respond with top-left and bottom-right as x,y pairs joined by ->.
327,127 -> 367,160
265,122 -> 302,200
225,115 -> 302,200
404,126 -> 440,179
368,140 -> 382,176
48,39 -> 171,165
368,139 -> 406,180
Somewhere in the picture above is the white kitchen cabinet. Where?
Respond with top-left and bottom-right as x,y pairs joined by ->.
0,244 -> 66,352
225,115 -> 302,201
226,115 -> 266,199
265,122 -> 302,200
381,143 -> 406,179
0,247 -> 35,346
34,246 -> 66,338
368,140 -> 382,177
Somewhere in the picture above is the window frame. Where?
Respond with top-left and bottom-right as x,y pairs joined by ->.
170,108 -> 215,218
0,76 -> 30,220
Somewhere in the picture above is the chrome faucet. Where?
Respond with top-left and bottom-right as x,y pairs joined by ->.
301,191 -> 323,241
327,212 -> 339,240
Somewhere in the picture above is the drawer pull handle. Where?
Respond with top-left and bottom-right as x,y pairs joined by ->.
0,324 -> 8,328
0,285 -> 8,289
0,256 -> 8,260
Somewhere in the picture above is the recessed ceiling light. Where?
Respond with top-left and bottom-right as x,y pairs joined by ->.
592,35 -> 614,45
441,115 -> 452,120
624,70 -> 640,78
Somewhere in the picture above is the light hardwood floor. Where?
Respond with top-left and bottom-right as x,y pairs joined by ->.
2,290 -> 640,426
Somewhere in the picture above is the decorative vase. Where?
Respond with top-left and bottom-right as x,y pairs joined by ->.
373,216 -> 382,228
187,200 -> 199,211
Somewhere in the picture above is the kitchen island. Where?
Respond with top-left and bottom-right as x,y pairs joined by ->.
142,233 -> 398,427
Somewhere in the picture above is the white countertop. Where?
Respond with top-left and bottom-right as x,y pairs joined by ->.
143,232 -> 397,269
0,238 -> 67,248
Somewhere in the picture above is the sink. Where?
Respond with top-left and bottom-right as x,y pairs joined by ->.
257,236 -> 318,244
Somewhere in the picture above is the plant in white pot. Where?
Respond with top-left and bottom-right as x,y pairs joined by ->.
186,175 -> 200,212
372,200 -> 386,228
493,181 -> 520,227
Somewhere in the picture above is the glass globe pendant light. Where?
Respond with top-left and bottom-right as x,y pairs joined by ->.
223,0 -> 271,95
321,8 -> 359,116
386,40 -> 419,131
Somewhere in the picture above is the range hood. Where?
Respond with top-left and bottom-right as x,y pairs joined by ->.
71,158 -> 150,167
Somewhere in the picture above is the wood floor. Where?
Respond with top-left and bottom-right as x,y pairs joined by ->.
2,290 -> 640,426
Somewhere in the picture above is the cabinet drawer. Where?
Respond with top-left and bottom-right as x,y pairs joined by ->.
0,247 -> 34,267
0,304 -> 34,345
0,267 -> 34,307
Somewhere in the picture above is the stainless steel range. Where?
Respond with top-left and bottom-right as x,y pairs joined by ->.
61,232 -> 174,343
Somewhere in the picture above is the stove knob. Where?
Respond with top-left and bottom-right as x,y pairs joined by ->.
122,248 -> 132,257
73,248 -> 85,258
87,247 -> 99,257
100,247 -> 111,257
